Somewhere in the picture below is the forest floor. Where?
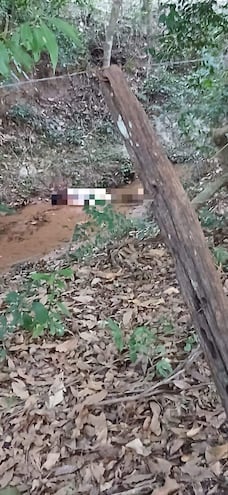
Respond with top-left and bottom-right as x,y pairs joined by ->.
0,233 -> 228,495
0,47 -> 228,494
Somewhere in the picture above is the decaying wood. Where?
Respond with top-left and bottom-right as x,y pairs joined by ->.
190,124 -> 228,209
191,172 -> 228,210
212,125 -> 228,169
99,65 -> 228,417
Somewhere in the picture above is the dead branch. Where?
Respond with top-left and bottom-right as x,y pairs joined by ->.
191,172 -> 228,210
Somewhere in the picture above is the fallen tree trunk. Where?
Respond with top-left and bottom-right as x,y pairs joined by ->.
191,172 -> 228,210
99,65 -> 228,417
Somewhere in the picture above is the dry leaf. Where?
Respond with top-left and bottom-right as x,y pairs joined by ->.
80,331 -> 98,342
164,287 -> 179,295
38,287 -> 48,305
181,460 -> 212,481
100,480 -> 113,492
0,469 -> 14,489
148,458 -> 171,476
95,269 -> 122,281
173,379 -> 188,390
0,460 -> 16,478
77,295 -> 93,303
132,297 -> 165,308
150,402 -> 161,436
88,412 -> 108,444
152,476 -> 179,495
54,464 -> 79,476
43,452 -> 60,470
90,462 -> 105,483
11,380 -> 29,400
205,443 -> 228,464
148,248 -> 166,258
82,390 -> 107,406
187,424 -> 202,438
55,338 -> 78,353
169,438 -> 184,456
47,373 -> 65,408
126,438 -> 150,457
48,389 -> 64,408
91,277 -> 101,287
210,461 -> 222,476
122,309 -> 133,327
31,480 -> 40,491
87,380 -> 103,391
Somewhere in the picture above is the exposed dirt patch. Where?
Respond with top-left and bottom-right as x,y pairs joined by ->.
0,72 -> 135,205
0,166 -> 197,273
0,202 -> 84,271
0,179 -> 145,272
0,67 -> 207,207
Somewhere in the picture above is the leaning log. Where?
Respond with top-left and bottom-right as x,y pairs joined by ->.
99,65 -> 228,417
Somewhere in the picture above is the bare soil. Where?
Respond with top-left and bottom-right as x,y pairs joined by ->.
0,163 -> 196,273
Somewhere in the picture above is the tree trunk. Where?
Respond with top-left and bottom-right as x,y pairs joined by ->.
141,0 -> 153,38
103,0 -> 123,68
99,65 -> 228,418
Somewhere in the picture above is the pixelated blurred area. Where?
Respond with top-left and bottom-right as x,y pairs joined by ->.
51,187 -> 144,206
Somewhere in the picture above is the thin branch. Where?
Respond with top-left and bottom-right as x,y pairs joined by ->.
93,346 -> 202,406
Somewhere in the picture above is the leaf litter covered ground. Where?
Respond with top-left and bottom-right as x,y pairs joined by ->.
0,235 -> 228,495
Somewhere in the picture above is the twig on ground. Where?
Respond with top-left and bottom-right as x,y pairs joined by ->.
95,346 -> 202,406
111,480 -> 155,495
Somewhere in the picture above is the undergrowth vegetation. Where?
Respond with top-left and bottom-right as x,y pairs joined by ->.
0,268 -> 73,356
0,204 -> 226,359
141,63 -> 228,154
71,203 -> 158,259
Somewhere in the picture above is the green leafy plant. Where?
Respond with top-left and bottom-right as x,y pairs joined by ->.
155,0 -> 228,61
0,268 -> 73,349
128,326 -> 156,363
155,358 -> 173,378
199,208 -> 226,230
106,319 -> 174,378
143,63 -> 228,154
0,1 -> 83,79
184,333 -> 198,352
213,246 -> 228,271
106,318 -> 125,352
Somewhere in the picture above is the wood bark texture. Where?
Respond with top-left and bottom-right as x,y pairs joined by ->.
103,0 -> 123,68
99,65 -> 228,417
